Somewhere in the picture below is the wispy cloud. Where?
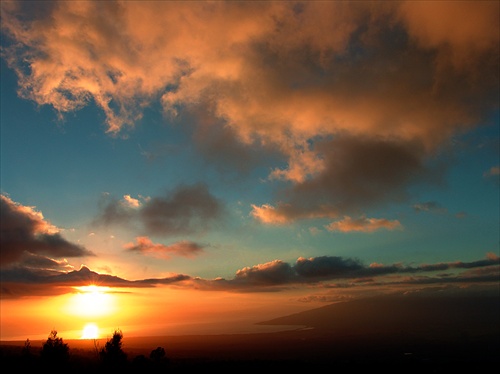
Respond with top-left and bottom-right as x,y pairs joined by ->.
124,236 -> 205,259
412,201 -> 448,214
484,166 -> 500,178
325,216 -> 402,233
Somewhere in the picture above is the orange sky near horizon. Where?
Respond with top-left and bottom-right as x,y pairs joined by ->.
0,284 -> 316,341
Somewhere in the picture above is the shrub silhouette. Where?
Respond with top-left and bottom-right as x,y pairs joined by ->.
150,346 -> 166,361
21,338 -> 32,358
40,329 -> 70,365
99,328 -> 128,368
3,328 -> 172,372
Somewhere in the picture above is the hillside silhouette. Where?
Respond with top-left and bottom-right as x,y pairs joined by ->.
258,293 -> 500,337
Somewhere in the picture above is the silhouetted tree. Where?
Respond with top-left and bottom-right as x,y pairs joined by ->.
149,346 -> 166,361
131,354 -> 151,370
92,338 -> 100,359
20,338 -> 36,368
21,338 -> 32,358
99,328 -> 127,368
150,346 -> 169,370
40,330 -> 69,366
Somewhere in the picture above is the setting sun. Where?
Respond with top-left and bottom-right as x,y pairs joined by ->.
81,323 -> 99,339
66,285 -> 115,318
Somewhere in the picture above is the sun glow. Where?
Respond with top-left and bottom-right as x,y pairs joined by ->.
81,323 -> 99,339
67,285 -> 115,318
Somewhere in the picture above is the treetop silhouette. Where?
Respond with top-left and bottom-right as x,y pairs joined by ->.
40,329 -> 70,365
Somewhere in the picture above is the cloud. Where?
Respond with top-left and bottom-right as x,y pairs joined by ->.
0,194 -> 94,268
325,216 -> 402,233
252,135 -> 432,223
397,1 -> 499,70
122,194 -> 142,209
2,1 -> 498,221
124,236 -> 205,259
448,252 -> 500,269
1,253 -> 498,298
484,166 -> 500,178
0,264 -> 193,299
233,260 -> 296,286
294,256 -> 364,278
412,201 -> 447,214
250,203 -> 305,225
483,165 -> 500,187
95,183 -> 225,236
186,108 -> 282,176
293,256 -> 402,281
220,253 -> 500,289
198,253 -> 500,292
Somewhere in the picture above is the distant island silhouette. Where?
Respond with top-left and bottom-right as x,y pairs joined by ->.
258,293 -> 500,337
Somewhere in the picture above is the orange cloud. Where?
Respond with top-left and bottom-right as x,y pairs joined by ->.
250,203 -> 339,225
398,1 -> 499,70
3,1 -> 495,141
121,195 -> 142,209
325,216 -> 402,233
250,204 -> 295,225
124,236 -> 204,259
2,1 -> 498,222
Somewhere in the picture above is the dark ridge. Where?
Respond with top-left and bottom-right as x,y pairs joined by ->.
258,294 -> 500,337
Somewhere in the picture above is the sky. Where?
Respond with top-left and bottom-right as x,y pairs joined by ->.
1,0 -> 499,341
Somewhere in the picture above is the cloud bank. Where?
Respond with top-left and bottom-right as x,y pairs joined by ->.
2,251 -> 498,298
2,0 -> 498,223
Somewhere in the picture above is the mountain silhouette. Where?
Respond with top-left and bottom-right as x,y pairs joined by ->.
258,293 -> 500,337
52,266 -> 135,286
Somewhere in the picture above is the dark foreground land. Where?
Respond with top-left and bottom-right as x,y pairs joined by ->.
1,329 -> 499,372
1,294 -> 499,372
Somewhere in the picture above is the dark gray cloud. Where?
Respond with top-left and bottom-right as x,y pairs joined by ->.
253,135 -> 440,223
184,106 -> 282,177
95,183 -> 225,236
232,260 -> 296,286
0,194 -> 93,268
1,252 -> 498,298
299,135 -> 431,208
294,256 -> 364,278
141,183 -> 223,235
0,265 -> 192,299
212,253 -> 500,290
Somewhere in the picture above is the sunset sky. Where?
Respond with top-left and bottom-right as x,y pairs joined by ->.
1,0 -> 499,342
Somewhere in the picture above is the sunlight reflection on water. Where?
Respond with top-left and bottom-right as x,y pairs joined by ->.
125,321 -> 307,337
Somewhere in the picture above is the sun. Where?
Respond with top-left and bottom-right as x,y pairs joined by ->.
81,323 -> 99,339
67,285 -> 115,318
